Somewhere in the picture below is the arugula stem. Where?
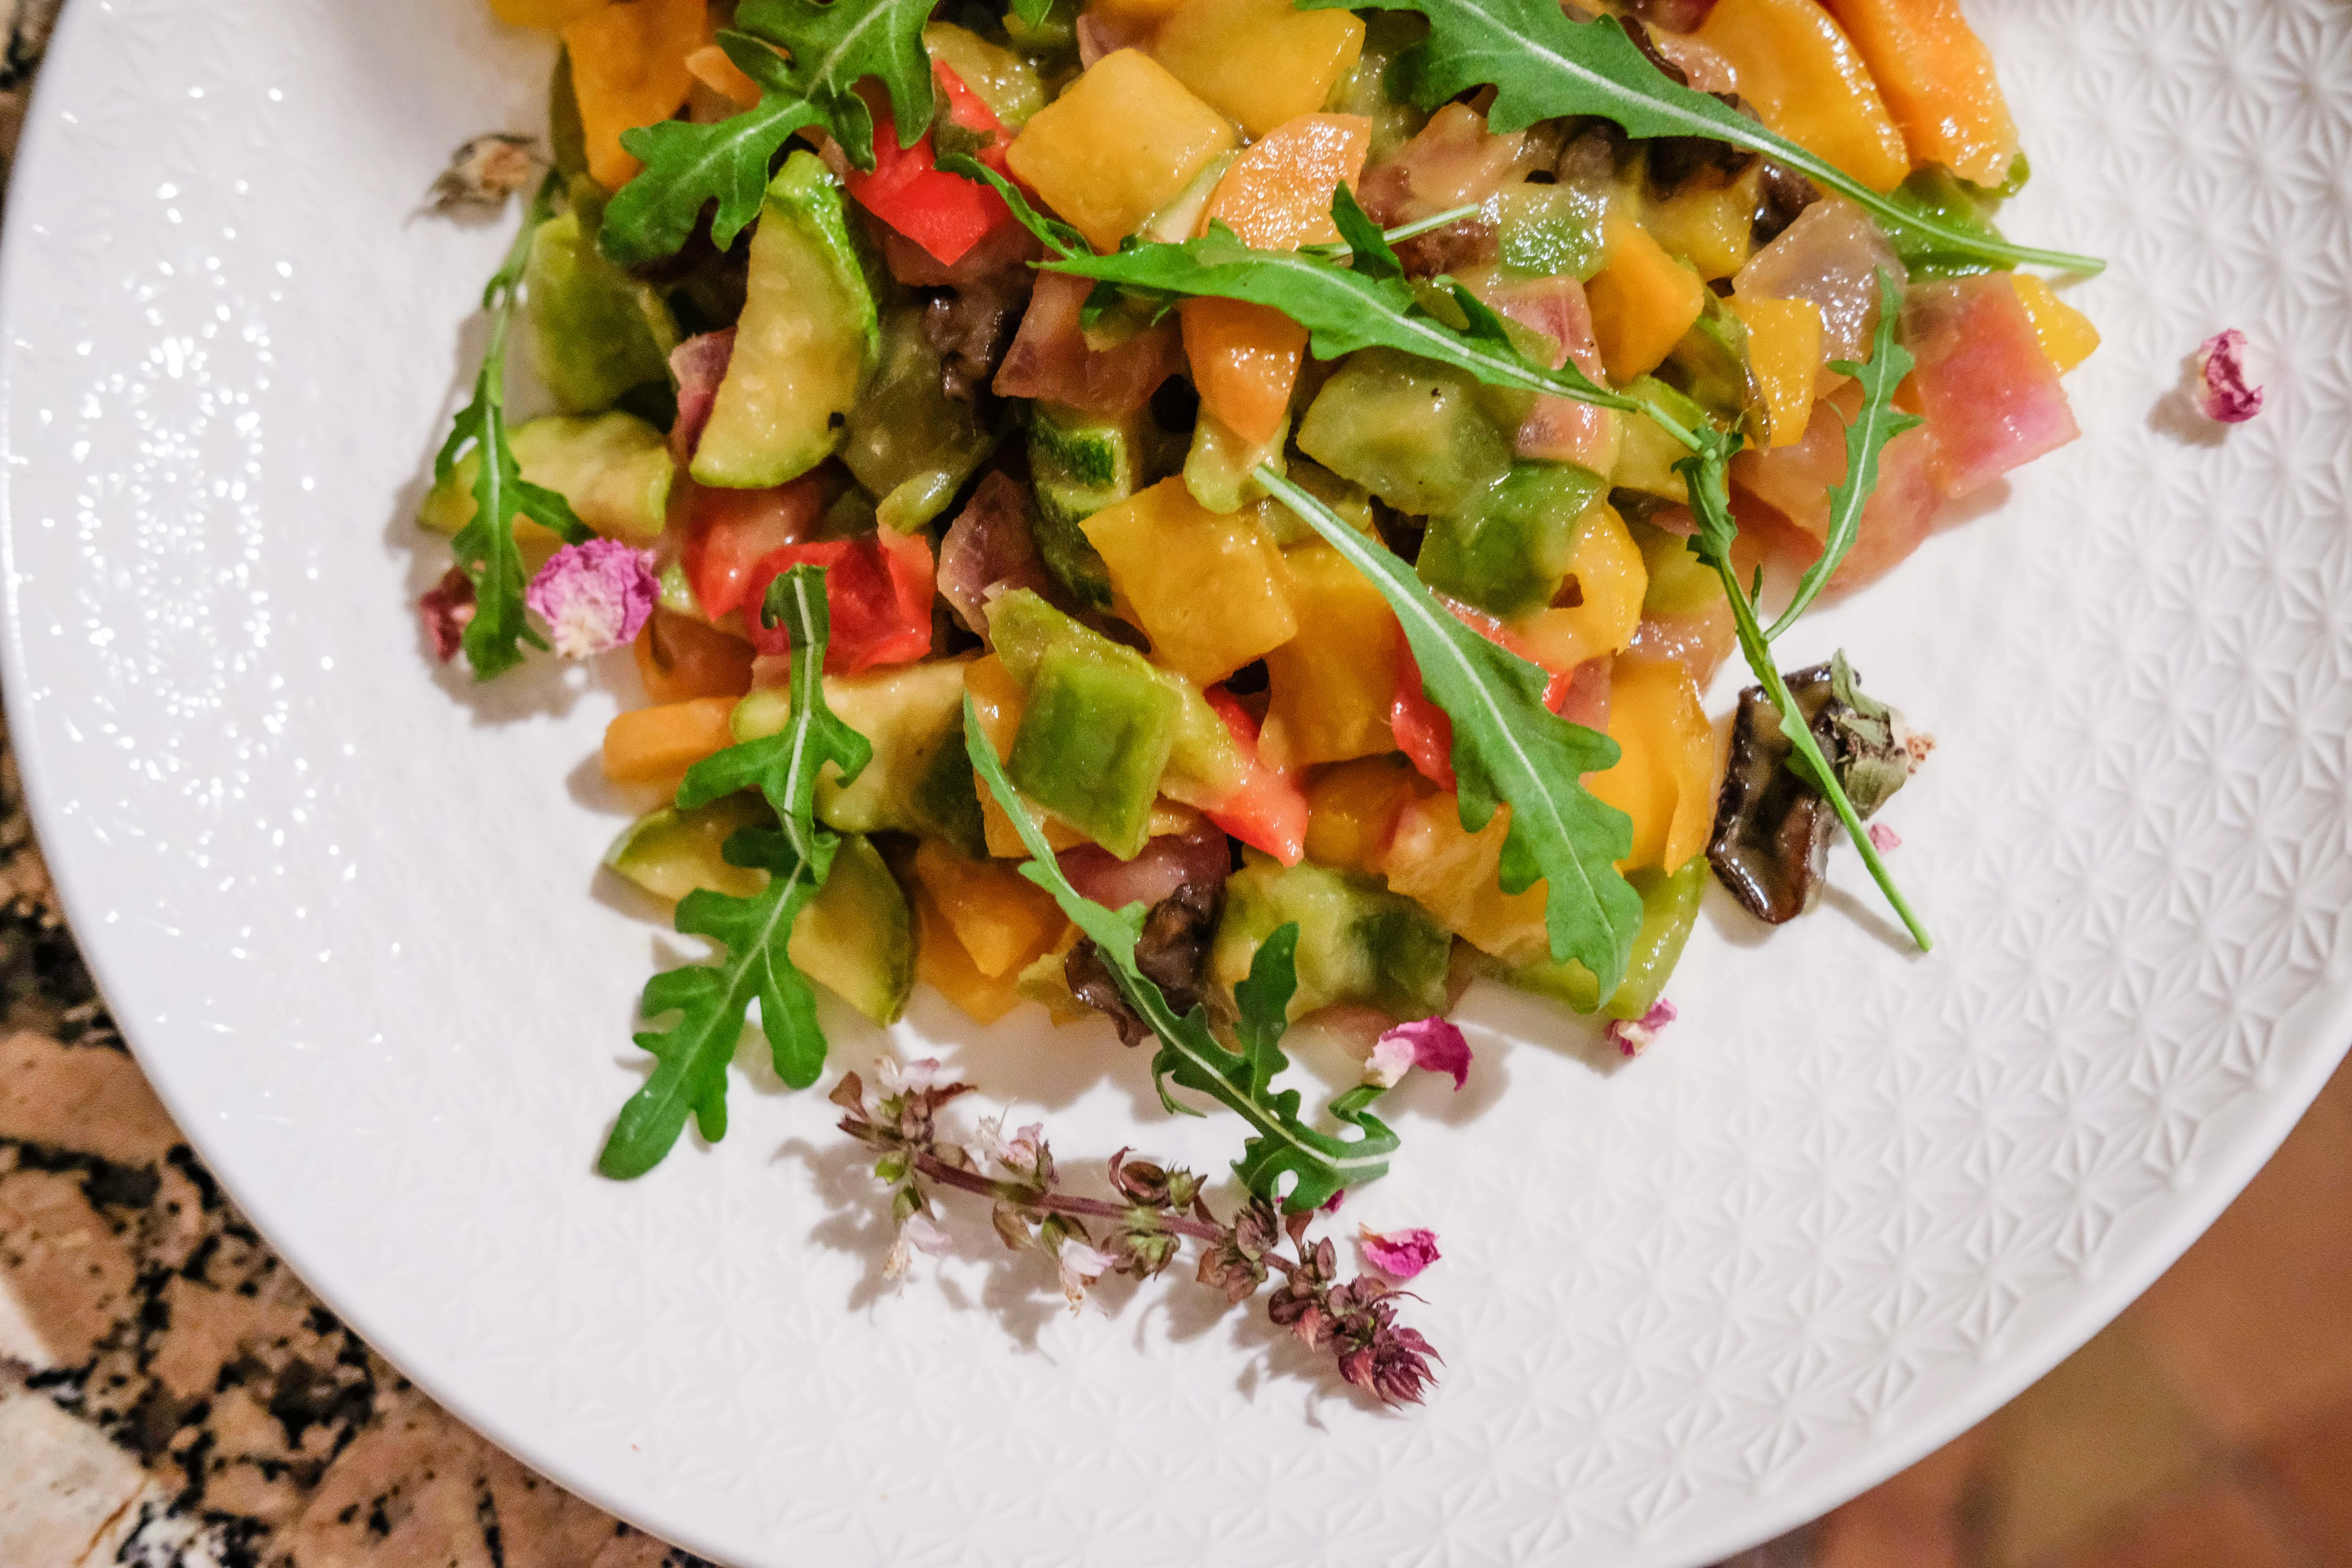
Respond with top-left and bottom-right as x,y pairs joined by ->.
1687,457 -> 1933,952
1299,202 -> 1484,259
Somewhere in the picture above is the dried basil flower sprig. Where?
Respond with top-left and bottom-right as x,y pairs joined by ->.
834,1061 -> 1440,1406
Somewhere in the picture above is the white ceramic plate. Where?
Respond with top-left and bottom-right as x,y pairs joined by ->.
6,1 -> 2350,1563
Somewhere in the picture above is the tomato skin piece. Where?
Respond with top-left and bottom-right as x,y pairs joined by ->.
681,475 -> 828,620
1200,686 -> 1309,867
844,63 -> 1020,268
739,530 -> 936,673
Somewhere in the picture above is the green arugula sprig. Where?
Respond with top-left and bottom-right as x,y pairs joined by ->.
598,0 -> 937,269
963,699 -> 1400,1210
1672,297 -> 1932,949
433,171 -> 593,680
600,566 -> 862,1178
1301,0 -> 2102,276
1768,273 -> 1922,639
1254,467 -> 1642,993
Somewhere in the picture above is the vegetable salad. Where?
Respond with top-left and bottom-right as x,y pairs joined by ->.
425,0 -> 2098,1204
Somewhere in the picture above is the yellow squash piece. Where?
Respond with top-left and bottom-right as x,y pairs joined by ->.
563,0 -> 709,191
1694,0 -> 1911,194
2011,274 -> 2100,375
1731,295 -> 1827,446
913,888 -> 1028,1026
912,840 -> 1065,979
1375,795 -> 1550,967
601,696 -> 738,791
1305,756 -> 1430,878
1585,657 -> 1719,873
1641,165 -> 1762,283
1006,50 -> 1239,252
1587,216 -> 1710,383
1506,504 -> 1649,673
1152,0 -> 1366,139
1819,0 -> 2021,187
1261,543 -> 1400,769
1082,478 -> 1299,685
492,0 -> 606,29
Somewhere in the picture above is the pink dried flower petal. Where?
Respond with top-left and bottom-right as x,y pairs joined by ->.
1368,1017 -> 1473,1091
1868,822 -> 1902,853
900,1212 -> 951,1257
524,538 -> 657,659
419,566 -> 475,662
2196,330 -> 2264,424
1359,1226 -> 1441,1281
1321,1189 -> 1346,1214
874,1055 -> 947,1097
1604,999 -> 1679,1061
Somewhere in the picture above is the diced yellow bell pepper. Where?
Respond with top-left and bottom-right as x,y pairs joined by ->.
1585,656 -> 1720,872
686,43 -> 761,111
493,0 -> 607,29
1587,216 -> 1710,384
913,889 -> 1027,1025
1152,0 -> 1365,139
1304,755 -> 1429,876
1641,165 -> 1762,283
1694,0 -> 1911,194
563,0 -> 710,191
1081,478 -> 1298,685
1376,795 -> 1550,967
1261,543 -> 1399,769
1507,503 -> 1648,673
912,840 -> 1065,979
2011,274 -> 2101,376
1731,295 -> 1826,447
601,696 -> 738,790
1006,51 -> 1239,252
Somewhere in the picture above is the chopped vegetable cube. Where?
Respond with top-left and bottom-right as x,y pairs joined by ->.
1082,479 -> 1299,686
1152,0 -> 1365,138
913,839 -> 1067,979
1587,216 -> 1710,384
1261,543 -> 1401,769
1692,0 -> 1911,195
601,696 -> 739,790
1584,656 -> 1719,873
1005,50 -> 1238,252
2009,274 -> 2100,376
561,0 -> 708,190
1008,641 -> 1181,859
1730,295 -> 1826,447
1819,0 -> 2021,187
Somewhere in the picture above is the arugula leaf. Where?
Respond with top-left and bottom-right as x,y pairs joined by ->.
598,0 -> 937,268
736,0 -> 937,174
1046,212 -> 1647,418
677,566 -> 873,863
601,34 -> 820,270
936,153 -> 1087,259
600,828 -> 839,1178
1767,272 -> 1922,639
435,171 -> 593,681
1677,439 -> 1933,951
962,699 -> 1399,1210
599,566 -> 865,1178
1253,466 -> 1643,994
1300,0 -> 2102,275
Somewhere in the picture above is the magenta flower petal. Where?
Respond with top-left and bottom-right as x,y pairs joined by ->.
1359,1226 -> 1441,1281
526,538 -> 658,659
419,566 -> 475,662
1604,999 -> 1679,1061
1868,822 -> 1902,853
1376,1017 -> 1472,1091
2196,330 -> 2264,424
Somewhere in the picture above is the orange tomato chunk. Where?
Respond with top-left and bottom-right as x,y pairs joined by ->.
563,0 -> 710,190
1694,0 -> 1910,193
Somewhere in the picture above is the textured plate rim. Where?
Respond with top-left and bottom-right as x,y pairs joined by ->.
0,4 -> 2345,1564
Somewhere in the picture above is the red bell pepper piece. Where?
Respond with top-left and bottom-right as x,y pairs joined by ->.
741,528 -> 936,673
1200,687 -> 1308,867
681,474 -> 829,619
845,62 -> 1019,268
1390,606 -> 1590,792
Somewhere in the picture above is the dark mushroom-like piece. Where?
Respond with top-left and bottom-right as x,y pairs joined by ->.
1707,653 -> 1923,924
